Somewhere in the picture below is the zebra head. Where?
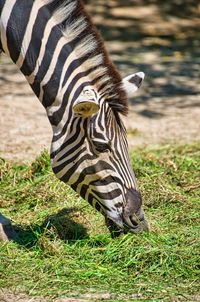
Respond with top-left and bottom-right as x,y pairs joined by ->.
52,71 -> 149,236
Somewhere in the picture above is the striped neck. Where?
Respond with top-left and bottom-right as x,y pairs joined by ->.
0,0 -> 128,123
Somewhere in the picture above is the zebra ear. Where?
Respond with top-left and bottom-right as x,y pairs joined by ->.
73,89 -> 100,118
122,72 -> 145,98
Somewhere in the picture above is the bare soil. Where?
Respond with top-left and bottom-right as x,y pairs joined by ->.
0,56 -> 52,162
0,289 -> 89,302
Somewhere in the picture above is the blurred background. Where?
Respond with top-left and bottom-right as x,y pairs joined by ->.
0,0 -> 200,161
86,0 -> 200,141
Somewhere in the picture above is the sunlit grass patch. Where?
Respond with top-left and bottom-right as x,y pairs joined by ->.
0,142 -> 199,301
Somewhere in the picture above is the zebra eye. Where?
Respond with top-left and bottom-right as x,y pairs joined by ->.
92,140 -> 111,153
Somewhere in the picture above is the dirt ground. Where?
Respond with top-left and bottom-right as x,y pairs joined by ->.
0,289 -> 113,302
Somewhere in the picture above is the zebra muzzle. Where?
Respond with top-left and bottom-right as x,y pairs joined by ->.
123,212 -> 150,233
123,188 -> 149,233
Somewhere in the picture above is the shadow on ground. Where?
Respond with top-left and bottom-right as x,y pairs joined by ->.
12,208 -> 88,248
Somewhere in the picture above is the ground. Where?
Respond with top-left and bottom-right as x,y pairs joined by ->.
0,1 -> 200,301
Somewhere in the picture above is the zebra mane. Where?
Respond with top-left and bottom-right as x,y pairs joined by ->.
49,0 -> 128,116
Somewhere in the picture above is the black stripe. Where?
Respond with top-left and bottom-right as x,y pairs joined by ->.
97,108 -> 105,131
0,1 -> 3,51
89,175 -> 123,188
95,202 -> 101,212
0,1 -> 6,15
0,39 -> 2,52
78,184 -> 88,200
6,0 -> 34,63
87,193 -> 102,212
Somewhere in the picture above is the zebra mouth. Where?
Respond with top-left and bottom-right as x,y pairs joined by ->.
106,211 -> 149,237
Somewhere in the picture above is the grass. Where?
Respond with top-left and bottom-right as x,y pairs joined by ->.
0,142 -> 199,301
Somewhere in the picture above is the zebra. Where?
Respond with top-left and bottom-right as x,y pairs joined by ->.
0,0 -> 149,238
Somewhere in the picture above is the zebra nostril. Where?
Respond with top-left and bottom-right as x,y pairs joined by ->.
123,215 -> 138,229
129,216 -> 138,227
123,210 -> 150,233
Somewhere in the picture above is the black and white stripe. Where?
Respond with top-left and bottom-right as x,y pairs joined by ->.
0,0 -> 148,235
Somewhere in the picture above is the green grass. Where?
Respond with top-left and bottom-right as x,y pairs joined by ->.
0,142 -> 199,301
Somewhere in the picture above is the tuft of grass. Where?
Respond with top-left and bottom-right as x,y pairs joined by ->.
0,143 -> 199,301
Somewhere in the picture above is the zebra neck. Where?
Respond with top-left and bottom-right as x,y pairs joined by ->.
1,0 -> 128,129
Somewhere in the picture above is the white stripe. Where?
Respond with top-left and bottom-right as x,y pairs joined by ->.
0,0 -> 17,56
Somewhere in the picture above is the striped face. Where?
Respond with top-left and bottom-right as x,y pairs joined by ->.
51,83 -> 149,235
